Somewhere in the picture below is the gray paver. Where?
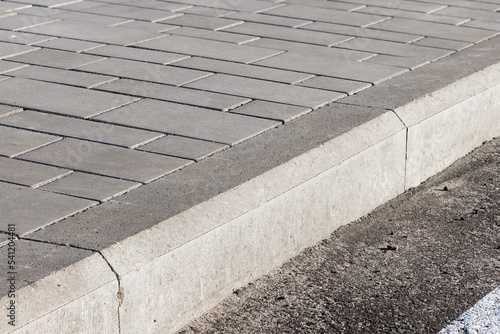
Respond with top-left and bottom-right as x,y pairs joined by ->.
107,0 -> 190,12
76,57 -> 211,86
433,6 -> 500,22
0,181 -> 96,235
95,78 -> 250,111
412,37 -> 473,51
354,6 -> 469,25
168,26 -> 258,44
346,0 -> 446,13
297,76 -> 372,95
225,11 -> 311,28
155,0 -> 282,13
5,48 -> 105,69
0,110 -> 163,148
0,41 -> 37,59
284,0 -> 363,11
10,0 -> 84,8
0,30 -> 55,45
7,65 -> 117,88
229,100 -> 311,122
94,98 -> 280,145
0,156 -> 71,187
0,77 -> 139,118
137,135 -> 228,161
39,172 -> 141,201
114,20 -> 178,32
82,44 -> 189,64
262,4 -> 389,27
134,35 -> 282,64
32,38 -> 104,52
159,13 -> 242,30
178,6 -> 235,17
0,104 -> 22,118
0,14 -> 60,30
222,21 -> 352,46
20,138 -> 192,183
173,56 -> 312,84
0,1 -> 32,12
411,0 -> 500,11
0,60 -> 27,73
0,125 -> 61,157
464,20 -> 500,31
362,54 -> 433,69
186,74 -> 344,108
52,10 -> 132,25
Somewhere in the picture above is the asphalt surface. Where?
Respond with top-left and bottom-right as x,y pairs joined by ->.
178,137 -> 500,334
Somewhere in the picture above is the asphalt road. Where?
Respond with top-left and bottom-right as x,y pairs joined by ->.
178,137 -> 500,334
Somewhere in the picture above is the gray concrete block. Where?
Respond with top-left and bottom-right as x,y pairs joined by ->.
0,77 -> 139,118
40,172 -> 141,201
464,20 -> 500,31
82,44 -> 190,64
0,30 -> 54,45
7,65 -> 117,88
0,156 -> 71,187
412,37 -> 473,51
0,1 -> 31,12
116,0 -> 190,11
341,0 -> 446,12
157,0 -> 282,13
297,76 -> 371,95
0,104 -> 22,118
32,37 -> 104,52
178,6 -> 235,17
186,73 -> 344,108
0,14 -> 60,30
94,99 -> 280,145
229,100 -> 311,122
0,181 -> 96,235
173,56 -> 312,84
5,48 -> 105,69
225,11 -> 311,28
433,6 -> 500,22
0,41 -> 37,59
134,35 -> 282,64
52,10 -> 132,25
0,110 -> 163,148
20,138 -> 192,183
114,20 -> 179,33
362,54 -> 435,70
285,0 -> 362,11
137,135 -> 228,161
407,0 -> 500,11
12,0 -> 84,7
95,78 -> 251,111
168,26 -> 258,44
355,6 -> 469,25
0,125 -> 60,157
159,13 -> 242,30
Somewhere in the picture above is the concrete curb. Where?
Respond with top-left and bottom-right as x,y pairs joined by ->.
2,37 -> 499,333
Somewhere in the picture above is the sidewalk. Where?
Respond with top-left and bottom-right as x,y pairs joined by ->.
0,0 -> 499,333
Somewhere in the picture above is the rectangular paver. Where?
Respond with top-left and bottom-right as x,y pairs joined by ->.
94,99 -> 280,145
168,26 -> 259,44
412,37 -> 473,51
346,0 -> 446,13
229,100 -> 311,122
0,41 -> 37,59
82,44 -> 190,64
155,0 -> 282,13
297,76 -> 372,95
0,110 -> 163,148
178,6 -> 236,17
159,13 -> 242,30
0,77 -> 139,118
433,6 -> 500,22
225,11 -> 311,28
0,1 -> 32,12
0,104 -> 22,118
0,30 -> 54,45
5,48 -> 105,69
0,124 -> 61,157
32,38 -> 104,52
0,156 -> 71,187
0,60 -> 28,73
0,14 -> 60,30
113,20 -> 179,33
355,6 -> 469,25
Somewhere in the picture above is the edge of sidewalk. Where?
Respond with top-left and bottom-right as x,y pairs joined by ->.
1,35 -> 500,334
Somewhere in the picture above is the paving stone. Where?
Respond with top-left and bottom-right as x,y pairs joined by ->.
344,0 -> 446,13
95,79 -> 250,111
32,38 -> 104,52
173,56 -> 312,84
362,54 -> 435,69
5,48 -> 105,69
355,6 -> 469,25
168,26 -> 258,44
433,6 -> 500,22
21,20 -> 164,45
412,37 -> 473,51
222,21 -> 352,46
156,0 -> 282,13
39,172 -> 141,201
134,35 -> 282,63
0,181 -> 97,236
0,110 -> 163,148
0,41 -> 37,59
262,4 -> 389,27
0,60 -> 28,73
0,30 -> 54,45
94,99 -> 280,145
464,20 -> 500,31
0,124 -> 61,157
418,0 -> 500,11
296,76 -> 372,95
137,135 -> 228,161
229,100 -> 311,122
76,57 -> 211,86
178,6 -> 235,17
0,104 -> 22,118
20,138 -> 192,183
0,156 -> 71,187
186,74 -> 344,108
0,13 -> 60,30
159,13 -> 242,30
114,20 -> 178,32
284,0 -> 363,11
52,9 -> 132,25
115,0 -> 190,12
0,1 -> 32,12
82,44 -> 189,64
225,11 -> 311,28
369,17 -> 496,43
7,65 -> 117,88
0,77 -> 139,118
10,0 -> 84,8
62,2 -> 182,21
255,52 -> 407,84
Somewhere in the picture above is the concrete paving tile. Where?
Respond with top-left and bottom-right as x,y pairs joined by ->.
173,56 -> 312,84
115,0 -> 190,12
134,35 -> 282,63
159,13 -> 242,30
225,11 -> 311,28
21,20 -> 164,45
157,0 -> 282,13
137,135 -> 228,161
82,44 -> 189,64
296,76 -> 371,95
19,138 -> 192,183
284,0 -> 363,11
0,156 -> 71,187
39,172 -> 141,201
0,110 -> 163,148
343,0 -> 446,13
178,6 -> 235,17
67,3 -> 182,22
262,4 -> 389,27
0,181 -> 97,236
355,6 -> 469,25
362,54 -> 435,69
0,1 -> 32,12
369,17 -> 496,43
186,74 -> 344,108
32,38 -> 104,52
168,26 -> 258,44
0,125 -> 61,157
52,9 -> 132,25
419,0 -> 500,11
0,104 -> 22,118
433,6 -> 500,22
0,30 -> 54,45
7,65 -> 117,88
114,20 -> 178,32
0,41 -> 37,59
94,99 -> 280,145
0,60 -> 28,73
0,77 -> 139,118
5,48 -> 105,69
229,100 -> 311,122
76,57 -> 211,86
0,13 -> 60,30
95,79 -> 250,111
464,19 -> 500,31
255,52 -> 407,84
222,22 -> 352,46
12,0 -> 84,8
412,37 -> 473,51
